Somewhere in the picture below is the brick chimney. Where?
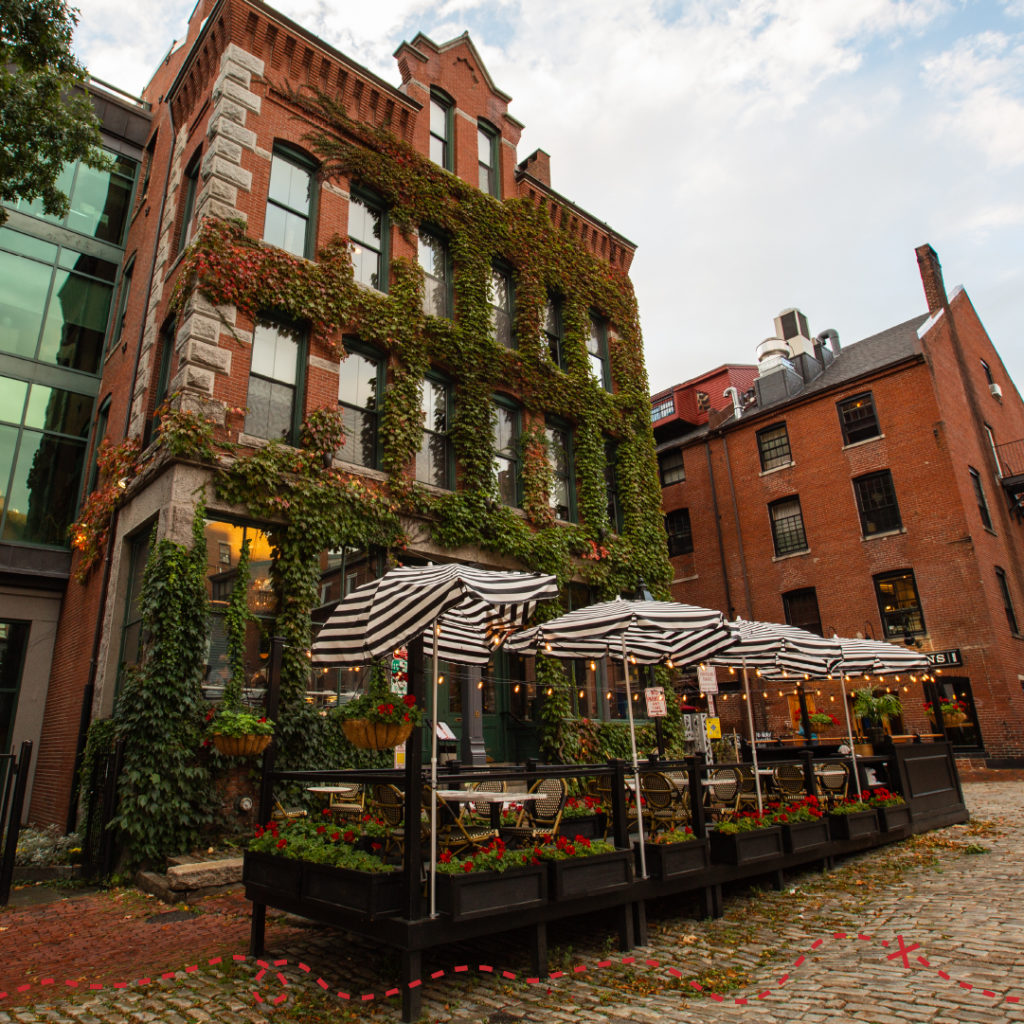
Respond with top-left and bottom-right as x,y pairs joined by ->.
915,243 -> 947,314
518,149 -> 551,186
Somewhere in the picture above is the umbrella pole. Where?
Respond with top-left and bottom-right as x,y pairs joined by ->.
620,636 -> 647,880
430,619 -> 439,919
741,663 -> 763,814
838,674 -> 861,798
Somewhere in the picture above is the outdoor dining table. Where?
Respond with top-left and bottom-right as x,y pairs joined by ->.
305,784 -> 364,821
433,789 -> 542,830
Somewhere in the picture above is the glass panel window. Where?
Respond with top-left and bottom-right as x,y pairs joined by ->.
110,260 -> 132,352
416,375 -> 452,488
769,496 -> 808,556
418,230 -> 450,317
178,152 -> 200,253
651,397 -> 674,422
492,400 -> 520,507
604,438 -> 622,532
119,523 -> 153,669
658,448 -> 685,487
489,265 -> 513,348
665,508 -> 693,556
995,567 -> 1019,635
854,470 -> 902,536
264,148 -> 314,258
244,321 -> 302,443
429,92 -> 452,169
969,467 -> 993,530
478,122 -> 498,195
338,346 -> 382,469
543,295 -> 565,369
874,569 -> 925,639
0,620 -> 30,753
838,391 -> 880,445
348,194 -> 386,292
757,423 -> 792,471
38,263 -> 114,373
782,588 -> 822,635
0,248 -> 54,360
545,421 -> 574,522
588,314 -> 610,390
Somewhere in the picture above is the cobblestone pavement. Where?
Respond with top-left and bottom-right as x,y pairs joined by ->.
1,780 -> 1021,1023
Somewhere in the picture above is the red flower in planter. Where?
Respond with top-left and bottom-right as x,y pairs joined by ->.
317,825 -> 326,834
331,831 -> 340,842
439,849 -> 453,864
462,861 -> 473,873
403,694 -> 416,707
343,831 -> 354,843
276,838 -> 287,849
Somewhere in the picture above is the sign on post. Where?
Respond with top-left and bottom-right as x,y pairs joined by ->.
705,716 -> 722,740
697,664 -> 719,694
390,646 -> 408,695
644,687 -> 668,717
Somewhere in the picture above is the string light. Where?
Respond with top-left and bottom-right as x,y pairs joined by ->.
606,691 -> 612,700
666,659 -> 674,669
547,688 -> 554,696
477,680 -> 484,690
513,684 -> 520,694
589,661 -> 597,672
578,689 -> 585,699
437,675 -> 445,685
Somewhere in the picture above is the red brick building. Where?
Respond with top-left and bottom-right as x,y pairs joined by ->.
23,0 -> 668,826
652,246 -> 1024,765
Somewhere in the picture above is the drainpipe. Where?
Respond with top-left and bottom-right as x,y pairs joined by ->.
704,440 -> 735,619
66,100 -> 178,832
721,433 -> 754,619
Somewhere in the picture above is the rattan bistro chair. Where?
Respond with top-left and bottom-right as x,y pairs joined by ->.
703,766 -> 741,820
432,789 -> 498,856
815,761 -> 849,808
772,763 -> 809,801
736,765 -> 762,811
502,777 -> 567,845
639,772 -> 688,835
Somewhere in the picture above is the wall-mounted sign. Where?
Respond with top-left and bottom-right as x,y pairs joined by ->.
926,649 -> 963,668
644,687 -> 668,717
697,665 -> 719,693
705,717 -> 722,740
390,646 -> 408,693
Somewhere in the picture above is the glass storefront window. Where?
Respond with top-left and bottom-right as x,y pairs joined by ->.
0,620 -> 29,753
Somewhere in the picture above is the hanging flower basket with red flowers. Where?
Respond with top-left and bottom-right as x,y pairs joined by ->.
338,688 -> 423,750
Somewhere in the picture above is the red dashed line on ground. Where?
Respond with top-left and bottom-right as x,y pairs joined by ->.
1,932 -> 1021,1010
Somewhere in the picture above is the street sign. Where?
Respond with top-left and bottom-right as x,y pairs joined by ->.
390,646 -> 408,694
698,665 -> 719,694
926,649 -> 962,667
705,716 -> 722,739
644,687 -> 668,717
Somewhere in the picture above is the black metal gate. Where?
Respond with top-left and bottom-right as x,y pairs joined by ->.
81,738 -> 124,880
0,741 -> 34,905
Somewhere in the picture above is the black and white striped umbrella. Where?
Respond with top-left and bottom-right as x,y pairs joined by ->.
834,636 -> 930,677
713,619 -> 843,678
505,598 -> 732,665
312,563 -> 559,667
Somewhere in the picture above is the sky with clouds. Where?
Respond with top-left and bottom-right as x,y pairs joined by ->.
72,0 -> 1024,399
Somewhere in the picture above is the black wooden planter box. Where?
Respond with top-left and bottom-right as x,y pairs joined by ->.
780,818 -> 831,855
434,864 -> 547,922
876,803 -> 912,832
547,849 -> 634,901
709,826 -> 784,866
637,838 -> 709,880
827,809 -> 878,840
560,813 -> 607,840
243,851 -> 403,920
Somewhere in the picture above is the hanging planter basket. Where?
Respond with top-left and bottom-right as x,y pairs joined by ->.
342,719 -> 414,750
212,733 -> 272,757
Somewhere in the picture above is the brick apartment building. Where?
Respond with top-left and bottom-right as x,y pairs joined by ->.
11,0 -> 670,827
652,246 -> 1024,766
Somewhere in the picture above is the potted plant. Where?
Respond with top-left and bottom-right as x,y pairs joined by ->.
709,812 -> 784,865
924,697 -> 970,727
559,794 -> 609,839
853,688 -> 903,749
866,788 -> 912,832
827,795 -> 879,840
434,838 -> 547,921
532,834 -> 633,900
766,795 -> 831,854
639,825 -> 709,880
207,539 -> 274,756
335,663 -> 423,750
244,816 -> 403,920
808,712 -> 840,735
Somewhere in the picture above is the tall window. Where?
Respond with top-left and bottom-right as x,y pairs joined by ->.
604,438 -> 622,533
489,264 -> 513,348
110,258 -> 133,353
0,620 -> 30,754
478,121 -> 499,196
545,420 -> 575,522
543,295 -> 565,369
86,394 -> 111,493
769,496 -> 808,556
349,193 -> 387,292
587,313 -> 611,390
338,344 -> 383,469
783,588 -> 822,635
995,568 -> 1019,635
874,569 -> 925,639
757,423 -> 792,471
429,90 -> 453,170
492,399 -> 520,507
969,467 -> 993,530
837,391 -> 880,445
418,229 -> 450,317
264,146 -> 315,258
665,508 -> 693,556
119,522 -> 154,670
244,320 -> 303,443
854,470 -> 902,536
177,151 -> 200,254
416,374 -> 452,488
658,448 -> 685,487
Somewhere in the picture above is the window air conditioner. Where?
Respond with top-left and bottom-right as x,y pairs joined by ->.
990,382 -> 1003,398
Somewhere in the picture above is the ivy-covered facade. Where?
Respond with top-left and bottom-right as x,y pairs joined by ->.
31,0 -> 673,825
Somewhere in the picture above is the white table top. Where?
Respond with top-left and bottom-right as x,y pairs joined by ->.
306,785 -> 361,794
433,789 -> 540,804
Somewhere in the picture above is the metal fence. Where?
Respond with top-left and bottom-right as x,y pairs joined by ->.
81,738 -> 124,880
0,742 -> 34,905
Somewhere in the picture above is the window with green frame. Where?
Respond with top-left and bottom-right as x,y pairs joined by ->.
415,372 -> 453,488
177,150 -> 201,254
418,228 -> 451,317
264,144 -> 317,259
477,120 -> 499,195
119,521 -> 154,673
545,418 -> 575,522
492,397 -> 521,507
244,319 -> 305,444
348,191 -> 388,292
604,437 -> 623,532
429,89 -> 454,170
109,257 -> 133,355
338,341 -> 384,469
86,394 -> 111,494
489,263 -> 514,348
587,312 -> 611,390
543,293 -> 565,370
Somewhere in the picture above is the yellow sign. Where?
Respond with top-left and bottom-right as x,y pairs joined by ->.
705,717 -> 722,739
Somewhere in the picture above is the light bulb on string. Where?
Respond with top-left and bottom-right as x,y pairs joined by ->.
589,661 -> 596,672
513,684 -> 520,694
437,675 -> 445,685
578,690 -> 585,699
477,680 -> 484,690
